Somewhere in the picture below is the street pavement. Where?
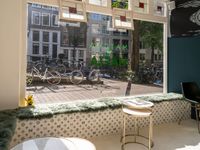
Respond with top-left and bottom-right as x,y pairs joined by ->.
26,79 -> 163,105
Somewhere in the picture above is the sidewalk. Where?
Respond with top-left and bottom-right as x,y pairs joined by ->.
26,79 -> 163,105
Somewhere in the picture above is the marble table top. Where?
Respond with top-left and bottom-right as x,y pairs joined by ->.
11,137 -> 96,150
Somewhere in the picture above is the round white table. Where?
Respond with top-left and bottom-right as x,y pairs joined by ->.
11,137 -> 96,150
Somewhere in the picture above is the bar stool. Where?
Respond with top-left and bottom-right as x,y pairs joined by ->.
121,100 -> 154,150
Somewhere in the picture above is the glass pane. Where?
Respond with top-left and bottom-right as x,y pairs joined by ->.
91,24 -> 100,34
43,44 -> 49,55
53,32 -> 58,43
32,43 -> 39,54
89,0 -> 107,7
33,31 -> 39,41
42,14 -> 50,26
52,15 -> 58,26
32,12 -> 40,25
43,32 -> 49,42
61,31 -> 69,46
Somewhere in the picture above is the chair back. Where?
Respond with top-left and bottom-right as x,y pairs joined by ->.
181,82 -> 200,100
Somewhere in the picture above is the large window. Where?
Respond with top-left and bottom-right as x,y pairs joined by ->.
26,4 -> 164,105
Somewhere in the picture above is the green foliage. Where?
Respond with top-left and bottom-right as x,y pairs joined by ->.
112,0 -> 128,9
111,56 -> 119,67
90,56 -> 98,67
139,21 -> 163,52
119,58 -> 128,67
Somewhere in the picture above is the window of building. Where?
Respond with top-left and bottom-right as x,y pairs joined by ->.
102,38 -> 109,47
64,49 -> 69,59
122,40 -> 128,49
52,45 -> 58,58
140,53 -> 145,61
159,54 -> 162,60
79,50 -> 84,58
61,32 -> 69,46
42,5 -> 52,10
42,13 -> 50,26
121,30 -> 129,36
155,54 -> 158,60
89,0 -> 107,7
32,11 -> 40,25
42,44 -> 49,55
70,50 -> 76,60
53,32 -> 58,43
102,25 -> 109,34
32,43 -> 39,54
92,37 -> 101,47
32,31 -> 40,42
90,13 -> 102,21
32,4 -> 41,8
43,31 -> 49,42
52,14 -> 59,27
91,24 -> 100,34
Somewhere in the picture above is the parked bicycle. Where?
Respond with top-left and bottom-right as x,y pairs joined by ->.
34,57 -> 66,74
26,64 -> 61,86
68,62 -> 101,85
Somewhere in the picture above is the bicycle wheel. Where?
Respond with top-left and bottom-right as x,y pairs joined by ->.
26,70 -> 37,86
46,71 -> 61,85
26,73 -> 33,86
88,70 -> 101,83
55,64 -> 66,74
35,63 -> 44,72
70,70 -> 84,85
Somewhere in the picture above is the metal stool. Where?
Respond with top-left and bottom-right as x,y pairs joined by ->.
121,100 -> 154,150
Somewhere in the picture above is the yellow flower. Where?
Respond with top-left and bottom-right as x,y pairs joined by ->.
25,95 -> 34,106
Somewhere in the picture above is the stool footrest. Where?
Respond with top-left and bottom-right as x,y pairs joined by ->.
121,134 -> 154,149
121,141 -> 153,150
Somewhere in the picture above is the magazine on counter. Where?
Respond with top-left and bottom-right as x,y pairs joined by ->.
124,99 -> 153,107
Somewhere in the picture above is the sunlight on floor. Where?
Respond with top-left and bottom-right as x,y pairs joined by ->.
91,120 -> 200,150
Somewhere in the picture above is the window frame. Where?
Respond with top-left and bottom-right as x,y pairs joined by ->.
32,11 -> 40,25
32,43 -> 40,55
22,2 -> 169,108
42,31 -> 50,43
42,13 -> 50,26
51,14 -> 59,27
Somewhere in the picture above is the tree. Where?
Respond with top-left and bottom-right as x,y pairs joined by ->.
130,20 -> 140,73
139,21 -> 163,64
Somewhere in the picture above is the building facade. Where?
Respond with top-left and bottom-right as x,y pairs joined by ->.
86,13 -> 131,64
27,3 -> 162,67
27,4 -> 60,62
27,3 -> 87,64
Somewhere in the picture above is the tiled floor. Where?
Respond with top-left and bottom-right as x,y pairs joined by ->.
26,79 -> 163,104
91,119 -> 200,150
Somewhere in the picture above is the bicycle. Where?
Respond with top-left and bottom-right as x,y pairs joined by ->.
70,62 -> 101,85
35,57 -> 66,74
26,64 -> 61,86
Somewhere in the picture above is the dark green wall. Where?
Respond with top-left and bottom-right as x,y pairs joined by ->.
168,36 -> 200,93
